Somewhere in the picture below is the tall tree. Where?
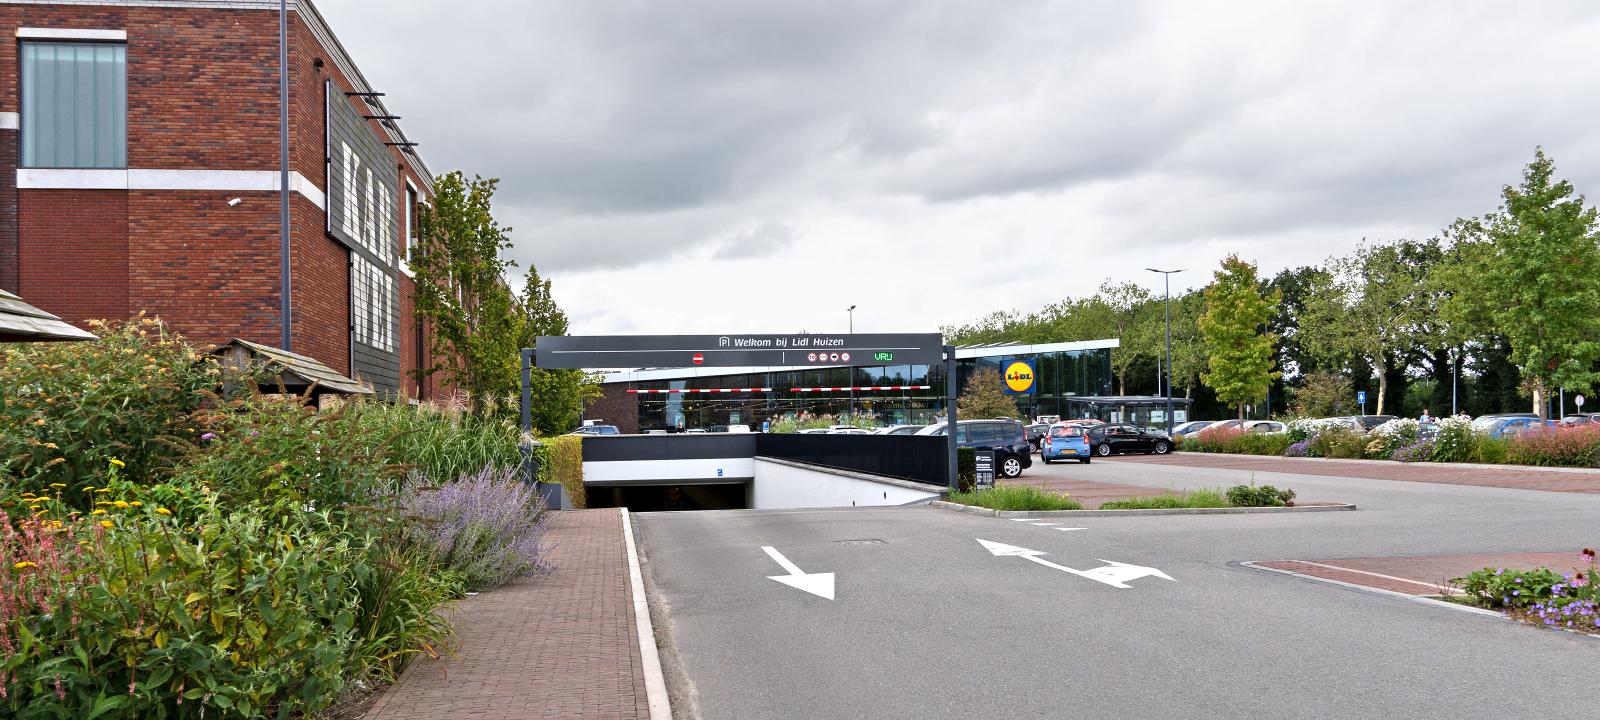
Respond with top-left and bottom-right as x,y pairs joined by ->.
513,265 -> 601,434
1199,255 -> 1280,419
1298,240 -> 1433,415
1097,280 -> 1155,395
410,172 -> 517,410
1440,148 -> 1600,418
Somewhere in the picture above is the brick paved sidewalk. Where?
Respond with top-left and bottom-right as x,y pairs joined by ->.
1111,453 -> 1600,494
364,509 -> 650,720
1255,552 -> 1588,596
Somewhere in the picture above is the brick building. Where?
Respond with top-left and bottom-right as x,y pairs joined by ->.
0,0 -> 441,399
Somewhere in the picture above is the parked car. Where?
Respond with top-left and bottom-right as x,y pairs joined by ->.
1244,420 -> 1288,434
874,424 -> 926,435
1169,420 -> 1214,442
798,428 -> 832,434
1084,423 -> 1173,457
1350,415 -> 1398,431
1024,423 -> 1051,452
1470,413 -> 1538,434
831,428 -> 873,435
706,424 -> 752,433
915,419 -> 1033,478
1040,424 -> 1092,464
572,424 -> 620,436
1034,415 -> 1061,425
684,428 -> 707,434
1480,416 -> 1554,439
1561,413 -> 1600,426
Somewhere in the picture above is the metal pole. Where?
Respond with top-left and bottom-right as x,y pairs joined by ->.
1163,273 -> 1173,435
945,344 -> 958,492
520,347 -> 534,480
278,0 -> 292,351
1451,348 -> 1458,416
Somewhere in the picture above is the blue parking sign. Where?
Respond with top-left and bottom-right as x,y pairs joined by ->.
1357,391 -> 1367,405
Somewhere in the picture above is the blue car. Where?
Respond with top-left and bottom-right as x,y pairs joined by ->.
1040,424 -> 1092,465
1477,416 -> 1553,439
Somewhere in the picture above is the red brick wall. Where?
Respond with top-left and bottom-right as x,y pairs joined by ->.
17,189 -> 128,325
292,193 -> 350,373
125,190 -> 281,348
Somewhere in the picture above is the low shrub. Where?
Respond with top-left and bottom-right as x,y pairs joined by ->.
1099,488 -> 1230,510
957,447 -> 976,492
0,317 -> 220,509
1504,424 -> 1600,467
1390,439 -> 1436,463
1185,427 -> 1291,456
1472,436 -> 1509,464
1311,427 -> 1368,459
1430,415 -> 1476,463
1191,426 -> 1244,453
1232,432 -> 1293,456
401,466 -> 552,592
1225,484 -> 1295,507
1455,566 -> 1564,609
1285,439 -> 1311,457
947,485 -> 1082,511
1368,418 -> 1421,457
541,434 -> 585,509
347,401 -> 521,482
1516,549 -> 1600,633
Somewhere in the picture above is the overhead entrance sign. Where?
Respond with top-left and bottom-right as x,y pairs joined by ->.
535,333 -> 943,369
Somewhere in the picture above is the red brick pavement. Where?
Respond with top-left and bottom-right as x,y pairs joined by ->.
364,509 -> 650,720
1256,552 -> 1589,596
1111,453 -> 1600,494
1007,475 -> 1172,509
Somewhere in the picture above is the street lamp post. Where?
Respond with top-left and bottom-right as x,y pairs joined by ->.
846,305 -> 857,415
1147,268 -> 1184,436
847,305 -> 856,334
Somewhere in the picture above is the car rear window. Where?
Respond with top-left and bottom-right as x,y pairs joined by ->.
1050,426 -> 1083,437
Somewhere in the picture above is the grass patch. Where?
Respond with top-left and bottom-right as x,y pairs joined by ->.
1098,488 -> 1231,510
947,485 -> 1083,511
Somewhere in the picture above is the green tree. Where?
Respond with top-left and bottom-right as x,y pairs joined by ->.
1199,255 -> 1280,419
512,265 -> 601,434
1097,280 -> 1155,395
1290,370 -> 1354,418
1439,148 -> 1600,418
1298,240 -> 1433,415
957,370 -> 1021,420
410,172 -> 518,410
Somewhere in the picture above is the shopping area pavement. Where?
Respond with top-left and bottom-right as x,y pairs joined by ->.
364,509 -> 654,720
635,456 -> 1600,720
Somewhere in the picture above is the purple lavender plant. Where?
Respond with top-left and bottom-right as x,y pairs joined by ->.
401,465 -> 552,591
1390,438 -> 1436,463
1285,439 -> 1311,458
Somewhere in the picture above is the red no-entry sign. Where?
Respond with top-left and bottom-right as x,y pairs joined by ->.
691,353 -> 705,365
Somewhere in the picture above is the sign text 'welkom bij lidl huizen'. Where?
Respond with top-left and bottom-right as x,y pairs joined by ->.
534,334 -> 944,369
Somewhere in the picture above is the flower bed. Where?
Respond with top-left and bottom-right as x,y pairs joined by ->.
1181,414 -> 1600,469
1455,549 -> 1600,635
0,319 -> 546,717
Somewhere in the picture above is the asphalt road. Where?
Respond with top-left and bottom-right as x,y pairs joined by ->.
635,459 -> 1600,720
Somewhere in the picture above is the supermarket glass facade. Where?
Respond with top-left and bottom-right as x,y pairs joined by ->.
620,347 -> 1115,432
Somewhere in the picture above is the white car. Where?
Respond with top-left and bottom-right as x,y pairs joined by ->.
831,428 -> 873,435
874,424 -> 925,435
1243,420 -> 1287,434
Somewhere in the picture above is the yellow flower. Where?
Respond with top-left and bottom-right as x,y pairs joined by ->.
49,483 -> 65,488
44,443 -> 58,449
91,509 -> 107,516
95,489 -> 111,494
155,508 -> 172,516
108,458 -> 125,468
82,486 -> 96,492
12,561 -> 37,570
100,520 -> 114,529
112,501 -> 130,509
130,501 -> 143,508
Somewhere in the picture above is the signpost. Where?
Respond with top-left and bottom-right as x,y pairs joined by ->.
973,450 -> 996,491
1357,390 -> 1367,416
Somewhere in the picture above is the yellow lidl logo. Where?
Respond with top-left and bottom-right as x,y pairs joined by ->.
1004,360 -> 1035,393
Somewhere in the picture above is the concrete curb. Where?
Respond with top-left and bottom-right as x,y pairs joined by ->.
620,508 -> 673,720
1236,560 -> 1509,619
1168,452 -> 1600,476
929,500 -> 1356,517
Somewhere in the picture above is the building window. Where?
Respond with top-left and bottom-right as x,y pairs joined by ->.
21,42 -> 127,169
403,184 -> 418,264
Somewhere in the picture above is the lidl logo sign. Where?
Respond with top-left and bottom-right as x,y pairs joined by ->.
1003,359 -> 1036,395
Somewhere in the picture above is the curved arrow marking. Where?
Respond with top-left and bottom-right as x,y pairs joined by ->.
762,546 -> 835,600
976,539 -> 1174,589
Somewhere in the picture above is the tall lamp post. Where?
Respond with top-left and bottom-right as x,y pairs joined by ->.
846,305 -> 857,415
847,305 -> 856,333
1147,268 -> 1184,435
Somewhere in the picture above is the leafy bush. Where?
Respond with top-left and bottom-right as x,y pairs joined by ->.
1225,484 -> 1295,507
1287,418 -> 1350,443
1191,426 -> 1244,453
1188,427 -> 1291,456
0,317 -> 220,509
1517,549 -> 1600,633
541,435 -> 585,509
1310,427 -> 1367,459
1504,424 -> 1600,467
0,502 -> 399,718
1390,438 -> 1436,463
957,447 -> 976,492
1232,432 -> 1293,456
947,485 -> 1081,511
1099,489 -> 1230,509
1368,418 -> 1421,456
345,401 -> 520,482
401,466 -> 551,592
1455,566 -> 1564,609
1472,436 -> 1509,464
1430,415 -> 1476,462
768,412 -> 882,433
1285,439 -> 1311,457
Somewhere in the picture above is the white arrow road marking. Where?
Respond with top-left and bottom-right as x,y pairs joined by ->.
1030,522 -> 1061,526
761,546 -> 835,600
1010,518 -> 1041,522
976,539 -> 1175,589
1055,527 -> 1088,532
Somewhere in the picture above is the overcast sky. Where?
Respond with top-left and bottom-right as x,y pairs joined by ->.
318,0 -> 1600,336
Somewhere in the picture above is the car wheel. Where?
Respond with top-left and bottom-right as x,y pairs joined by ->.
1154,441 -> 1170,455
1042,456 -> 1053,465
1001,455 -> 1024,478
1095,443 -> 1111,457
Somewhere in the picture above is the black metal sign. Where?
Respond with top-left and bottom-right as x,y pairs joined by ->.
973,450 -> 996,491
535,333 -> 943,369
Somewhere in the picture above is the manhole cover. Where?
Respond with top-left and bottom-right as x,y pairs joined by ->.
834,539 -> 887,545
